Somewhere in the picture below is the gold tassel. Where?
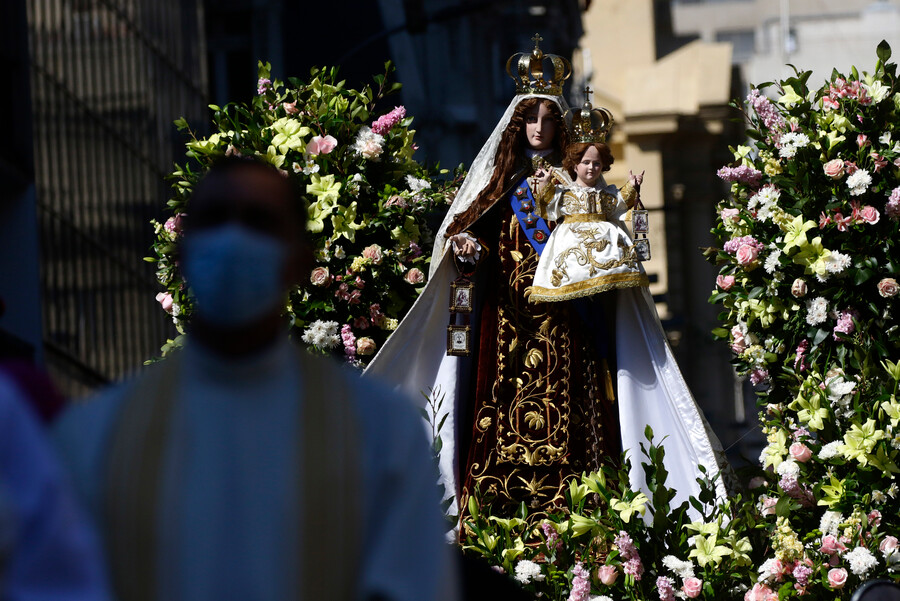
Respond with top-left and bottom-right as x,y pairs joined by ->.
601,357 -> 616,403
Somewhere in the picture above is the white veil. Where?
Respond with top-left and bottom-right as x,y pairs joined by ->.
428,93 -> 570,278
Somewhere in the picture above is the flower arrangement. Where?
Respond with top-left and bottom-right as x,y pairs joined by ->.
148,62 -> 462,365
461,428 -> 762,601
707,41 -> 900,597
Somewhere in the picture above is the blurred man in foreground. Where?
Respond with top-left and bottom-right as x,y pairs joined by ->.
55,157 -> 456,601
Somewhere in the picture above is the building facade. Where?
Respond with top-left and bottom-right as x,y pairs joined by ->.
21,0 -> 208,397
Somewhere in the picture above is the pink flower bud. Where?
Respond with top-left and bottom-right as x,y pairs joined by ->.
683,577 -> 703,599
791,278 -> 808,298
716,274 -> 736,291
597,564 -> 618,585
789,442 -> 812,462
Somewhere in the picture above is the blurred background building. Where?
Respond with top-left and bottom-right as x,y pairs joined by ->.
4,0 -> 897,461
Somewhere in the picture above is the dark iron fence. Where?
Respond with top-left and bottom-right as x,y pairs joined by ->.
26,0 -> 208,398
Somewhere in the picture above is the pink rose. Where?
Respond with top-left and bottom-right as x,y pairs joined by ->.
745,582 -> 777,601
405,268 -> 425,285
791,278 -> 808,298
282,101 -> 299,115
820,535 -> 847,556
731,325 -> 748,354
721,208 -> 741,223
860,205 -> 880,224
596,564 -> 618,585
362,244 -> 384,265
880,535 -> 899,554
307,134 -> 337,156
736,244 -> 759,266
155,292 -> 174,314
823,158 -> 845,179
878,278 -> 899,298
682,577 -> 703,599
789,442 -> 812,462
760,496 -> 777,516
356,337 -> 376,356
716,274 -> 736,291
310,267 -> 332,287
827,567 -> 848,589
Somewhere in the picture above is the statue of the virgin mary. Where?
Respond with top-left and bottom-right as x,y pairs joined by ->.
365,36 -> 729,522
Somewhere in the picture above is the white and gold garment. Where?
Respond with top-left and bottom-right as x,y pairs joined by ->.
529,178 -> 648,302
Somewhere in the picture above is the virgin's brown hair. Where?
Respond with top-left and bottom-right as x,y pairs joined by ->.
446,98 -> 568,236
562,142 -> 614,179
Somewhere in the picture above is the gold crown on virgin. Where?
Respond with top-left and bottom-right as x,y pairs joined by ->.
568,87 -> 614,143
506,34 -> 572,96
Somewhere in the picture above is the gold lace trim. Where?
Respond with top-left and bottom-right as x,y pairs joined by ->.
563,213 -> 607,223
528,272 -> 649,302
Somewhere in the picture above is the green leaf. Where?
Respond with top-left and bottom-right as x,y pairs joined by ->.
812,328 -> 829,346
877,40 -> 892,63
854,268 -> 875,286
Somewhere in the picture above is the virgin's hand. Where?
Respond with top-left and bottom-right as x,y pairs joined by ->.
629,170 -> 645,188
450,234 -> 478,258
534,168 -> 553,189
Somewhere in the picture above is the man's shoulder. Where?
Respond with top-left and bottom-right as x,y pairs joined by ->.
302,354 -> 424,438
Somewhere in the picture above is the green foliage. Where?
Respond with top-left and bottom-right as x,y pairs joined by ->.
147,61 -> 464,365
460,429 -> 764,600
708,42 -> 900,598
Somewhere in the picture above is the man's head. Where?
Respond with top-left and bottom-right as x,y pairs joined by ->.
180,157 -> 311,352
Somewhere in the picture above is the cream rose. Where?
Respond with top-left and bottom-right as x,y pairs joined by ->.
878,277 -> 899,298
356,337 -> 376,356
310,266 -> 332,287
362,244 -> 384,265
405,267 -> 425,285
791,278 -> 808,298
823,158 -> 845,179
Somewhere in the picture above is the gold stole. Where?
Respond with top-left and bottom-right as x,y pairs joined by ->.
105,352 -> 361,601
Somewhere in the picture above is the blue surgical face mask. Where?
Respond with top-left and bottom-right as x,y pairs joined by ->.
181,223 -> 288,327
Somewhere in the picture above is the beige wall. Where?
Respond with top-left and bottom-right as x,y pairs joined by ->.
579,0 -> 672,311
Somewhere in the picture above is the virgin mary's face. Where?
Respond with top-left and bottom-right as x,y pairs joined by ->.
524,102 -> 557,151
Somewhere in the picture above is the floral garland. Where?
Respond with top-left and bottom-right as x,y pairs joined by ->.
707,41 -> 900,598
148,62 -> 462,365
457,42 -> 900,601
460,428 -> 760,601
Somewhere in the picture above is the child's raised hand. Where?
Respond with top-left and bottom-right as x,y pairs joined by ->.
628,170 -> 645,189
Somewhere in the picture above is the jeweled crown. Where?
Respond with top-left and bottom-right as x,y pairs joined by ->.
505,34 -> 572,96
568,87 -> 613,143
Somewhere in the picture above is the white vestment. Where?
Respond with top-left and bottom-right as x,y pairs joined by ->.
530,178 -> 648,302
54,339 -> 456,601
